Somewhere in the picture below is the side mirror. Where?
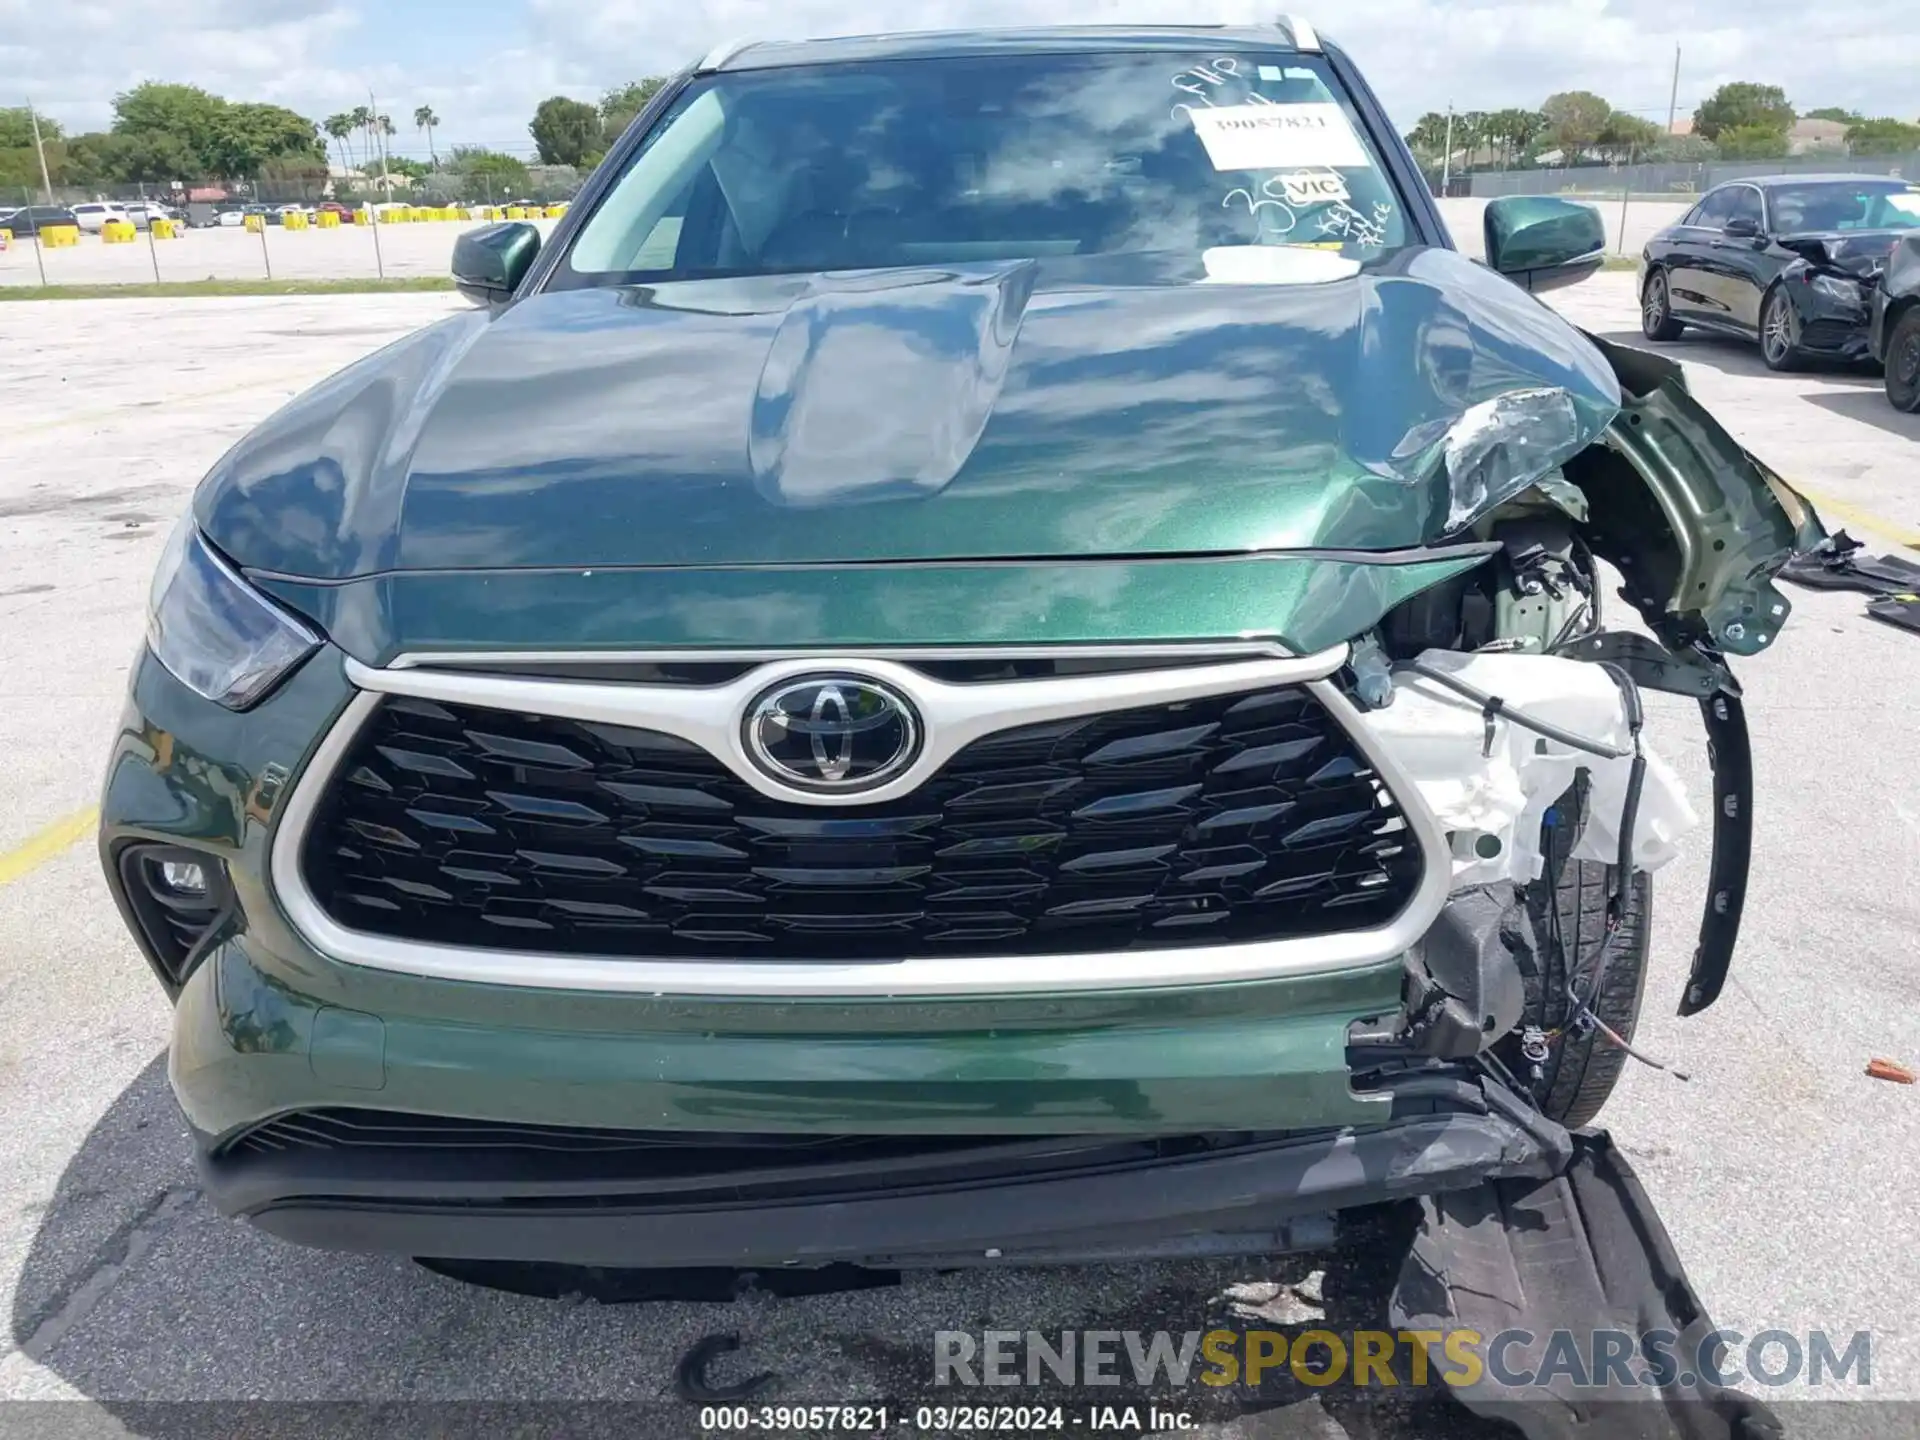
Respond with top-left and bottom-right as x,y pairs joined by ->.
1723,215 -> 1762,240
452,222 -> 541,307
1482,196 -> 1607,294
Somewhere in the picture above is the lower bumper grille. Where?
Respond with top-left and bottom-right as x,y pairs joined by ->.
1801,317 -> 1864,351
300,680 -> 1423,960
226,1109 -> 1032,1166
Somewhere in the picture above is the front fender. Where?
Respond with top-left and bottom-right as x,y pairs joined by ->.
1568,332 -> 1825,657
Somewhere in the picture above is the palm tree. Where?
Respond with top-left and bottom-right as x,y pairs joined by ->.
413,105 -> 440,168
349,104 -> 373,173
323,112 -> 355,174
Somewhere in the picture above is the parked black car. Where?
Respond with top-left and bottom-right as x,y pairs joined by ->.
1639,174 -> 1920,370
0,204 -> 80,236
1870,232 -> 1920,410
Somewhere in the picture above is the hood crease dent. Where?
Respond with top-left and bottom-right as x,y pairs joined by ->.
196,248 -> 1621,582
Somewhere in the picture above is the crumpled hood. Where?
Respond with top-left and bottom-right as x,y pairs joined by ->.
1780,227 -> 1916,275
196,247 -> 1619,579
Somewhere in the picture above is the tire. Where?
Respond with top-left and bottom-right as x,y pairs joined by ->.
1884,307 -> 1920,413
1501,790 -> 1653,1129
1640,269 -> 1685,341
1760,286 -> 1802,372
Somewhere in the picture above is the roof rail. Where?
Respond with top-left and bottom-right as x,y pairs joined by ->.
696,37 -> 758,72
1275,14 -> 1321,51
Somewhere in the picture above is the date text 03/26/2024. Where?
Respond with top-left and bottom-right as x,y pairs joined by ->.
699,1405 -> 1193,1431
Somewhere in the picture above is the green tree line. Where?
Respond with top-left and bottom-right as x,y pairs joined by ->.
1404,81 -> 1920,170
3,76 -> 672,200
1,86 -> 325,191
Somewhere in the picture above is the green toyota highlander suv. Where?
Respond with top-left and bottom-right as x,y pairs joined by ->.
100,19 -> 1817,1272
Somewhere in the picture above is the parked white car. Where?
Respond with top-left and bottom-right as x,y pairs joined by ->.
121,202 -> 179,229
70,202 -> 132,233
215,208 -> 247,228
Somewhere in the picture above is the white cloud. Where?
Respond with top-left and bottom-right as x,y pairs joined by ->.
2,0 -> 1916,163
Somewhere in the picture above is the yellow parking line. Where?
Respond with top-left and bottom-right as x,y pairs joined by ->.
1793,483 -> 1920,551
0,807 -> 99,887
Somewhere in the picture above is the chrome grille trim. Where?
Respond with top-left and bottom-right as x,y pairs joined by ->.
269,644 -> 1451,996
351,649 -> 1347,809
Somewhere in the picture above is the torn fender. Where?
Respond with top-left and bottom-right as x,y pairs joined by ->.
1570,334 -> 1826,658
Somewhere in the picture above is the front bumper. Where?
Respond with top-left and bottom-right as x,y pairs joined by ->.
171,937 -> 1407,1143
110,642 -> 1429,1151
1791,280 -> 1874,358
109,632 -> 1692,1261
204,1101 -> 1562,1268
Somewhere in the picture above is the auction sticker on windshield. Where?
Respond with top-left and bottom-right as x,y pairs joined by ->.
1190,103 -> 1370,172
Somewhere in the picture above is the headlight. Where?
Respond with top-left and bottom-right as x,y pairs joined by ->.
146,521 -> 320,709
1810,273 -> 1864,306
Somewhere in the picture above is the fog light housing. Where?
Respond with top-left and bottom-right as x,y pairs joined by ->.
158,859 -> 209,896
115,844 -> 236,995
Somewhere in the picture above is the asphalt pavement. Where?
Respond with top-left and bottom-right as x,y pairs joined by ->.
1,273 -> 1917,1436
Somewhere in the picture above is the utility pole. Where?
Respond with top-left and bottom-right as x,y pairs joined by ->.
1667,46 -> 1682,134
368,87 -> 393,200
1440,104 -> 1455,196
27,100 -> 53,203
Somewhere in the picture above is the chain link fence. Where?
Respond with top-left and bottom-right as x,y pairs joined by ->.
1463,150 -> 1919,200
1,168 -> 583,288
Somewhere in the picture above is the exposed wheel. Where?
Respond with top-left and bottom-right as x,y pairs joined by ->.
1760,286 -> 1802,371
1640,269 -> 1685,341
1500,789 -> 1652,1129
1885,308 -> 1920,412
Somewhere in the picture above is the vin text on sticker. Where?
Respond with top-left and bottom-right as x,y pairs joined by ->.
1190,103 -> 1369,172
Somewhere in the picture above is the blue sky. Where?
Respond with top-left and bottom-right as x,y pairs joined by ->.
4,0 -> 1914,159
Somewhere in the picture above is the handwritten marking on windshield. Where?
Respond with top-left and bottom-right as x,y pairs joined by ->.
1316,201 -> 1394,248
1171,57 -> 1278,120
1222,180 -> 1300,238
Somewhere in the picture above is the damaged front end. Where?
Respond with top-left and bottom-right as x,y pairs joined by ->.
1351,327 -> 1821,1077
1318,328 -> 1819,1440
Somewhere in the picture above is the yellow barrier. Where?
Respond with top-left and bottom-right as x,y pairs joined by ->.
353,209 -> 372,225
244,213 -> 265,232
102,220 -> 137,243
42,224 -> 79,247
545,205 -> 566,218
282,211 -> 309,230
316,210 -> 340,228
150,219 -> 178,239
0,228 -> 11,244
506,205 -> 527,220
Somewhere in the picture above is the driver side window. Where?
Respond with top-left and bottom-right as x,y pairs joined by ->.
1726,187 -> 1764,230
1690,189 -> 1735,228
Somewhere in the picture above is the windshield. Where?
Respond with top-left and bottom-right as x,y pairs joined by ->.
1768,180 -> 1920,232
558,50 -> 1413,284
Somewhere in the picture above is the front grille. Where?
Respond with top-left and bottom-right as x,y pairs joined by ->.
301,681 -> 1423,960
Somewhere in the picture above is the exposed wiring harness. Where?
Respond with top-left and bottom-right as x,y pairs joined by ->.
1545,663 -> 1690,1082
1395,659 -> 1633,760
1401,657 -> 1690,1084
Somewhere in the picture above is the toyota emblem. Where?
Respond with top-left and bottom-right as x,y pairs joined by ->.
743,675 -> 922,794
